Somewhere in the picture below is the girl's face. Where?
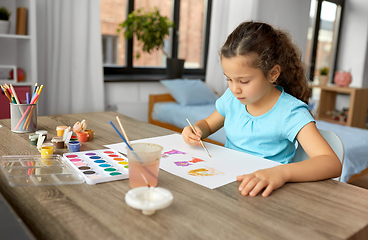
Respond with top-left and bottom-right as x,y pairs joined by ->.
221,55 -> 277,106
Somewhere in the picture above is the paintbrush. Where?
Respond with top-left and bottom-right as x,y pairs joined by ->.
109,120 -> 151,187
116,116 -> 132,147
186,118 -> 212,158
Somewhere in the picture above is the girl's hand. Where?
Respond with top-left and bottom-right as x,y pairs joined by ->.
182,125 -> 202,147
236,166 -> 289,197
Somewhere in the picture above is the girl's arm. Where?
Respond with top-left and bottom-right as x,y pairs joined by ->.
237,122 -> 342,197
182,110 -> 225,146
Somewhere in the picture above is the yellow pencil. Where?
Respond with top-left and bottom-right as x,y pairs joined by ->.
186,118 -> 211,158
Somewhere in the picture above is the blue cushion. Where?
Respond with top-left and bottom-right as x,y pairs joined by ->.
160,79 -> 218,106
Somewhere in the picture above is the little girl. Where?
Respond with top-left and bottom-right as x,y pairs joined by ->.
182,21 -> 342,197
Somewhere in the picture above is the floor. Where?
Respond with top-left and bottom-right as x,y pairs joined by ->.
349,174 -> 368,189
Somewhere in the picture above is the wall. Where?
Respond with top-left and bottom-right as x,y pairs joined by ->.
337,0 -> 368,88
105,82 -> 169,122
255,0 -> 310,60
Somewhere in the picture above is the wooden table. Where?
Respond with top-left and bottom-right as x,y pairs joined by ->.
1,111 -> 368,240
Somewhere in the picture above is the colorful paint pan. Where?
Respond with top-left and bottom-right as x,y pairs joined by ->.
94,160 -> 106,164
74,162 -> 87,167
104,151 -> 115,154
70,158 -> 82,162
78,166 -> 91,171
85,152 -> 97,156
62,149 -> 129,185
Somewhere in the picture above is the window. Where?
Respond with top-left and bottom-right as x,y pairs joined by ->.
305,0 -> 345,84
100,0 -> 212,81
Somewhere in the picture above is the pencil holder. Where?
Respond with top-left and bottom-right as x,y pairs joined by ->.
10,103 -> 37,133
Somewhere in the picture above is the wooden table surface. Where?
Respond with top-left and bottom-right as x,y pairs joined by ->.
1,111 -> 368,240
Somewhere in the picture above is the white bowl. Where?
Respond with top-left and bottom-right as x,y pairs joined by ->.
125,187 -> 173,215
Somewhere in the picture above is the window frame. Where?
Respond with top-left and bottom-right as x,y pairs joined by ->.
307,0 -> 345,82
103,0 -> 213,81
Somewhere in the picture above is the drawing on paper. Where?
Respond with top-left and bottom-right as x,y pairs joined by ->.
174,157 -> 205,167
189,157 -> 204,163
164,149 -> 187,155
162,149 -> 187,158
174,161 -> 191,167
188,167 -> 224,177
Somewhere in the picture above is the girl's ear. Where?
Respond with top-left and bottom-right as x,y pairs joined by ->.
269,65 -> 281,83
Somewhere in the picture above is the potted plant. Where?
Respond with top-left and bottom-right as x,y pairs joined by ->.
319,66 -> 329,86
118,8 -> 185,79
0,7 -> 11,34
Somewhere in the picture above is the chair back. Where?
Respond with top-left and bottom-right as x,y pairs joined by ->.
293,129 -> 344,181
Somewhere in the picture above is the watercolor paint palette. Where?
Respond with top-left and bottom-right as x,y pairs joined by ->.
62,149 -> 129,185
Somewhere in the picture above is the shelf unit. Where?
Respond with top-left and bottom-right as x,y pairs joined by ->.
0,0 -> 36,119
0,0 -> 37,85
316,85 -> 368,128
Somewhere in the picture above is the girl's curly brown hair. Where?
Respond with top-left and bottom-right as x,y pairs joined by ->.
221,21 -> 310,104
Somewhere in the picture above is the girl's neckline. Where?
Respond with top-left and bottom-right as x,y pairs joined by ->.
244,86 -> 283,118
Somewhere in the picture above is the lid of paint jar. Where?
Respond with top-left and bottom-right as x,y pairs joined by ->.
125,187 -> 173,215
77,131 -> 88,136
35,130 -> 48,135
51,137 -> 64,143
42,143 -> 53,147
56,126 -> 68,131
29,133 -> 39,140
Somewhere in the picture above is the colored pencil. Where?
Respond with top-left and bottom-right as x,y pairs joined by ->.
186,118 -> 212,158
0,85 -> 11,101
32,83 -> 37,97
10,84 -> 20,104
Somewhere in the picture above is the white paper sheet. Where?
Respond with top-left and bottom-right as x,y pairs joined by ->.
104,133 -> 280,189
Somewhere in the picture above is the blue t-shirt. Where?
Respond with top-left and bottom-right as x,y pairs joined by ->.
216,87 -> 315,164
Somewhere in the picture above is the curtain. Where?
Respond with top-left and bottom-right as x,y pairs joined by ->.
36,0 -> 104,116
205,0 -> 259,96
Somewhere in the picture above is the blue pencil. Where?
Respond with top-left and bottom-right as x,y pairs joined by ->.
26,92 -> 30,104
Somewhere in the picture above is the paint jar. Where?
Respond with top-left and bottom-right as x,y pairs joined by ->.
84,129 -> 94,140
70,135 -> 78,142
51,136 -> 65,149
77,131 -> 88,142
56,126 -> 68,137
68,141 -> 81,153
10,103 -> 37,133
35,130 -> 48,141
127,143 -> 163,188
29,133 -> 39,146
41,145 -> 54,159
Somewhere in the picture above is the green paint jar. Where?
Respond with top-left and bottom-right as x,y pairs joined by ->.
29,133 -> 39,146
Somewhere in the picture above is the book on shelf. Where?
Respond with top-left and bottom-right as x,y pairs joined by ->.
16,7 -> 27,35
